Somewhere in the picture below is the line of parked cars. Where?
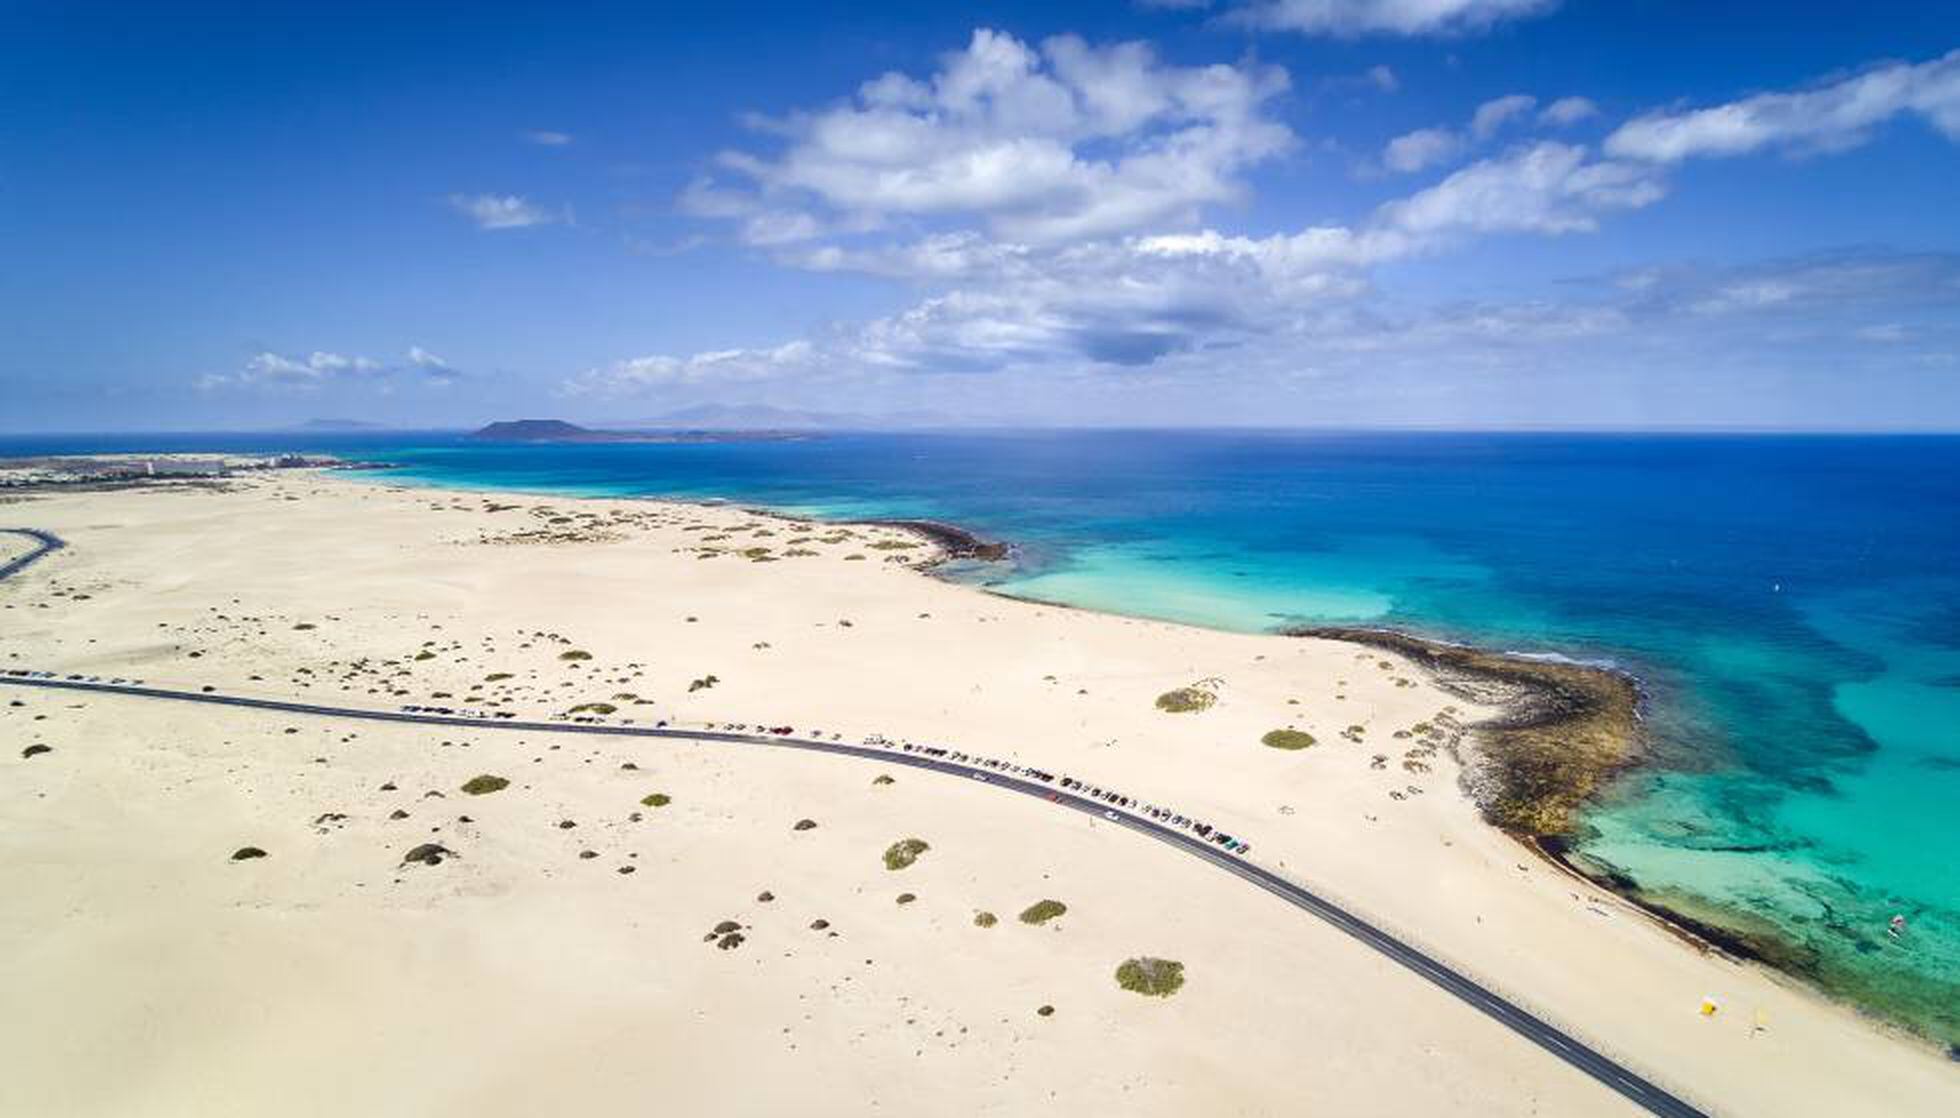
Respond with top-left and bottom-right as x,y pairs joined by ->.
4,670 -> 144,685
877,737 -> 1250,856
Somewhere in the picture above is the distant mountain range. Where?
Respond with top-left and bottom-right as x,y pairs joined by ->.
619,403 -> 971,430
294,418 -> 389,431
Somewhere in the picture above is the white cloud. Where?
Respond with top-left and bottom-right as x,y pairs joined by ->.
203,347 -> 459,390
407,346 -> 462,381
585,141 -> 1662,395
1470,93 -> 1536,139
1382,127 -> 1463,172
1230,0 -> 1558,37
239,351 -> 382,384
1606,49 -> 1960,163
565,342 -> 821,395
447,193 -> 563,230
685,28 -> 1293,245
1539,96 -> 1598,126
1366,64 -> 1399,92
523,130 -> 574,146
1380,141 -> 1663,235
1378,91 -> 1570,173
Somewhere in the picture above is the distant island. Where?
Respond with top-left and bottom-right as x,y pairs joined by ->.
468,418 -> 811,444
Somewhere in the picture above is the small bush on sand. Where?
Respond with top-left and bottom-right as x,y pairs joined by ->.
559,650 -> 592,662
1019,899 -> 1067,925
1261,729 -> 1316,751
569,702 -> 617,715
641,792 -> 672,808
883,838 -> 930,871
688,675 -> 720,692
1154,679 -> 1220,713
872,774 -> 895,786
1115,957 -> 1184,997
460,775 -> 509,795
974,911 -> 998,928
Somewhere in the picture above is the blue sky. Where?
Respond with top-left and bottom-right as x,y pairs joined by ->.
4,0 -> 1958,431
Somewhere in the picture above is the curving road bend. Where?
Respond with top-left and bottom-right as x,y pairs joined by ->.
1,672 -> 1707,1118
0,528 -> 65,581
0,528 -> 1705,1117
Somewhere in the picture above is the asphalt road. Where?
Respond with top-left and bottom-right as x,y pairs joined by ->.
0,671 -> 1709,1118
0,528 -> 65,581
0,525 -> 1705,1116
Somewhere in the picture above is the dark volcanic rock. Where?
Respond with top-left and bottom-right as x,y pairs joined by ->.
402,843 -> 454,866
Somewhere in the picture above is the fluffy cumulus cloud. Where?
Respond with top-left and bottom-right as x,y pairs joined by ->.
1380,92 -> 1582,173
202,348 -> 460,390
447,193 -> 564,229
1606,49 -> 1960,163
580,134 -> 1663,396
1229,0 -> 1558,37
1469,93 -> 1536,139
1538,96 -> 1597,127
1379,141 -> 1663,235
1382,126 -> 1463,172
684,28 -> 1294,245
573,35 -> 1946,419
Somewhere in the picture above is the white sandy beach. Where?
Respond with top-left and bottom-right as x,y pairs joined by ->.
1,472 -> 1954,1116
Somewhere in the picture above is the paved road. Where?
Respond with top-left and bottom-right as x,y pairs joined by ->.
0,670 -> 1708,1118
0,528 -> 64,581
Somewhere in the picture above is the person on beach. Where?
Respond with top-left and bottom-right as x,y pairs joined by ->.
1887,914 -> 1906,939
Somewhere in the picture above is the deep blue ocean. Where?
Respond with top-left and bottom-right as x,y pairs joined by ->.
8,428 -> 1957,1041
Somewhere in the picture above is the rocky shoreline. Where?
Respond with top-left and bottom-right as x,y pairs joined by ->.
1284,626 -> 1647,841
860,518 -> 1012,564
1289,625 -> 1834,978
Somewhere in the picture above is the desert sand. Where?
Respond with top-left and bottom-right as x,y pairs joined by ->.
1,471 -> 1954,1116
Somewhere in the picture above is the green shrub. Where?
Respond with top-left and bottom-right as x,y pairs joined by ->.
460,775 -> 509,795
641,792 -> 672,808
973,911 -> 998,928
569,702 -> 617,715
1018,899 -> 1067,925
1154,685 -> 1216,713
1115,957 -> 1184,997
1261,729 -> 1316,750
559,650 -> 592,661
883,838 -> 930,871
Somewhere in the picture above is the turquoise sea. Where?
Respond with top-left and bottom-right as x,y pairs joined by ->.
7,429 -> 1957,1043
